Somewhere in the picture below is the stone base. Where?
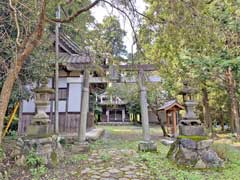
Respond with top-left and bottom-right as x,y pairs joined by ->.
17,135 -> 63,167
71,142 -> 90,153
26,124 -> 49,136
179,125 -> 205,136
86,128 -> 105,141
138,141 -> 157,152
167,137 -> 224,168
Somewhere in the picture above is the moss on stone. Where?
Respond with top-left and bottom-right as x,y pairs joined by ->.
50,151 -> 58,166
178,135 -> 208,142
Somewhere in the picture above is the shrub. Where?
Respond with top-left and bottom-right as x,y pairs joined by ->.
26,150 -> 47,179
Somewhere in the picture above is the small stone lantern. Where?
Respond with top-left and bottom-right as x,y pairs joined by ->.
26,80 -> 54,136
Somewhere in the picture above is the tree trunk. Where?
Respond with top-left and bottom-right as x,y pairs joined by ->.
0,0 -> 46,143
149,104 -> 168,136
220,107 -> 224,132
156,115 -> 168,136
202,85 -> 212,133
225,67 -> 240,135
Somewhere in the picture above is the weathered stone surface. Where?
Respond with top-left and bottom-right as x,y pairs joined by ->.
86,128 -> 105,141
179,145 -> 198,160
179,138 -> 196,149
15,155 -> 26,166
26,124 -> 49,136
71,142 -> 90,153
102,172 -> 111,177
194,159 -> 207,169
168,138 -> 224,168
179,125 -> 205,136
201,149 -> 224,167
108,168 -> 120,174
160,139 -> 174,146
138,141 -> 157,152
17,135 -> 63,166
81,168 -> 91,174
197,140 -> 213,150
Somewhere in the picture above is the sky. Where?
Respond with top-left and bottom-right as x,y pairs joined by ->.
91,0 -> 146,54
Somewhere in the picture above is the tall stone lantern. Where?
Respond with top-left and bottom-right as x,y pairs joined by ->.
26,80 -> 54,136
167,81 -> 224,168
17,79 -> 63,166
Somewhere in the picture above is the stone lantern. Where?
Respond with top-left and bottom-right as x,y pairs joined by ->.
17,80 -> 63,166
178,80 -> 204,136
167,81 -> 224,168
26,80 -> 54,136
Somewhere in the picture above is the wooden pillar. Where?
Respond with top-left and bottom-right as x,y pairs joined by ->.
166,111 -> 169,134
106,109 -> 109,122
122,108 -> 125,122
54,5 -> 61,134
173,109 -> 177,136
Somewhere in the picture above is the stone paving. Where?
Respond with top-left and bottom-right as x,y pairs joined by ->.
41,126 -> 160,180
45,147 -> 155,180
77,149 -> 155,180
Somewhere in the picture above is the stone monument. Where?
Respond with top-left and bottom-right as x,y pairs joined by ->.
17,80 -> 63,166
167,81 -> 224,168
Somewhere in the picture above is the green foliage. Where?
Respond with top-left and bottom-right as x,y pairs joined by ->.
137,0 -> 240,131
213,143 -> 240,164
26,150 -> 47,179
67,154 -> 88,164
26,151 -> 45,168
30,165 -> 47,180
100,153 -> 112,162
96,126 -> 240,180
90,15 -> 127,60
7,130 -> 18,140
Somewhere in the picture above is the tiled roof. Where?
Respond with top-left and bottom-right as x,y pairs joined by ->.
59,53 -> 91,64
59,33 -> 82,54
158,100 -> 184,111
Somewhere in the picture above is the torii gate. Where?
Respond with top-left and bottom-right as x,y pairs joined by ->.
75,63 -> 159,151
116,64 -> 159,151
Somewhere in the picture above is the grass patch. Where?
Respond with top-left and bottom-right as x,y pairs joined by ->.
98,126 -> 240,180
66,154 -> 88,164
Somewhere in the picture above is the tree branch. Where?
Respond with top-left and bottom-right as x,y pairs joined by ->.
46,0 -> 100,23
9,0 -> 21,46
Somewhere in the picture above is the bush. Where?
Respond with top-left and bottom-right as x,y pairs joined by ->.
7,130 -> 18,140
26,150 -> 47,179
26,151 -> 45,167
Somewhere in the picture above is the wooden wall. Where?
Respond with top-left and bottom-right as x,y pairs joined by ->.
18,113 -> 94,135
